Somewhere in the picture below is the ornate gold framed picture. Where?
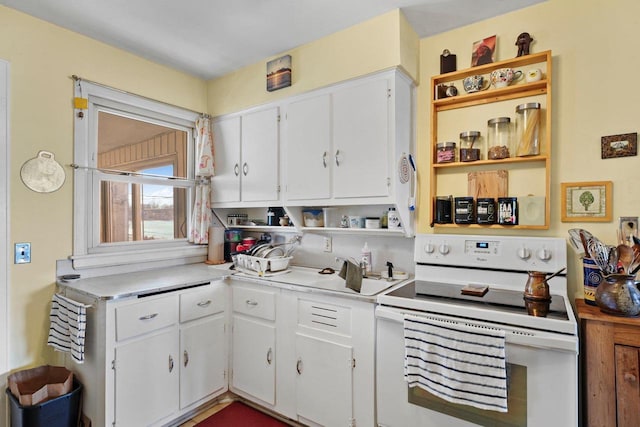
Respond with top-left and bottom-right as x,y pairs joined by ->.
601,132 -> 637,159
561,181 -> 612,222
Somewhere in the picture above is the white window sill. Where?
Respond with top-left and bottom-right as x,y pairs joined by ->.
71,245 -> 208,270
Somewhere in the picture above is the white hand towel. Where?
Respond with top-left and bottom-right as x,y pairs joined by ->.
48,293 -> 90,363
404,314 -> 508,412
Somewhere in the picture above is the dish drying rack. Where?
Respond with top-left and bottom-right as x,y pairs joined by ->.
233,254 -> 293,276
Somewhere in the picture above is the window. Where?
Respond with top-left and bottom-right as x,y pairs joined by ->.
73,80 -> 204,267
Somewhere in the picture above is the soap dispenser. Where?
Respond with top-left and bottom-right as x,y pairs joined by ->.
361,242 -> 372,274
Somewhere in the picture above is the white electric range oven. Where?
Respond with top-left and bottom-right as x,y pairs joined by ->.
375,234 -> 578,427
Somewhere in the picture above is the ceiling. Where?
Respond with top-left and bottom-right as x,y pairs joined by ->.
1,0 -> 544,80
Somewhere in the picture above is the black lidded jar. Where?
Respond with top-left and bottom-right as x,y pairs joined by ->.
476,198 -> 496,224
497,197 -> 518,225
454,197 -> 475,224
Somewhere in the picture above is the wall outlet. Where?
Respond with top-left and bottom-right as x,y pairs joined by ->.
323,236 -> 332,253
15,242 -> 31,264
619,216 -> 639,245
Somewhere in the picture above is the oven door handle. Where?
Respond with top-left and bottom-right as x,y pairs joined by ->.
375,305 -> 579,353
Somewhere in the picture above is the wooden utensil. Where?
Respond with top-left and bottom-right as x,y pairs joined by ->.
617,244 -> 633,274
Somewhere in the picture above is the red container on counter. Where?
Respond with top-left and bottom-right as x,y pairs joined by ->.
242,237 -> 257,249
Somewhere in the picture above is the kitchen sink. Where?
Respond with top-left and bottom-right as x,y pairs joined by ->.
235,266 -> 406,296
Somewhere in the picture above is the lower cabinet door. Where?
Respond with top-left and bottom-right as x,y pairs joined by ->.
180,314 -> 227,409
114,329 -> 179,427
295,333 -> 354,426
231,315 -> 276,405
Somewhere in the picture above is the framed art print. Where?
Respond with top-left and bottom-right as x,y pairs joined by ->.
266,55 -> 292,92
601,132 -> 637,159
471,35 -> 496,67
561,181 -> 612,222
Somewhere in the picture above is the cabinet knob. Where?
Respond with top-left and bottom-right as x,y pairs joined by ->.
624,372 -> 637,382
242,162 -> 249,176
234,163 -> 239,176
335,149 -> 341,167
267,348 -> 273,365
296,358 -> 303,375
245,299 -> 258,306
197,300 -> 212,308
168,355 -> 174,373
184,350 -> 189,368
322,151 -> 327,168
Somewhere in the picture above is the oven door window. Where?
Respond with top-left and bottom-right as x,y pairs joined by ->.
408,363 -> 526,427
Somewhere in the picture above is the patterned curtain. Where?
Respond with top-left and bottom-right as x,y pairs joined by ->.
188,116 -> 214,244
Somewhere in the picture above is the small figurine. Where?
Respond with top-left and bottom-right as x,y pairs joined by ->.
515,32 -> 534,57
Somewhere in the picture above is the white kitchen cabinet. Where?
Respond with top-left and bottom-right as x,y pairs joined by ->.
212,106 -> 280,206
230,281 -> 277,406
115,327 -> 179,426
332,77 -> 390,199
64,280 -> 228,427
278,289 -> 376,427
179,284 -> 228,408
285,93 -> 331,201
295,333 -> 354,427
283,69 -> 413,205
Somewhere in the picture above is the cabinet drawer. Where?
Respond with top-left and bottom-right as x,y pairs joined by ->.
116,294 -> 178,341
232,286 -> 276,321
298,299 -> 351,336
180,283 -> 225,323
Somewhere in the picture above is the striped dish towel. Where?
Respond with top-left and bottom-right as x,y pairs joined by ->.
48,293 -> 90,363
404,314 -> 508,412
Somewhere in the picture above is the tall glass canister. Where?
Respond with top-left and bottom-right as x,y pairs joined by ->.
515,102 -> 541,156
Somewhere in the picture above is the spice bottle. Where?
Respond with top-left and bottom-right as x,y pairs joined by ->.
487,117 -> 512,159
459,131 -> 481,162
515,102 -> 541,156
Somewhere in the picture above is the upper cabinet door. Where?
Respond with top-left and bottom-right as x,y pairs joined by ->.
212,116 -> 241,203
332,78 -> 390,199
284,94 -> 331,201
241,107 -> 280,203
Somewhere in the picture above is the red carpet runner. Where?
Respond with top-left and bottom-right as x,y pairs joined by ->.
196,401 -> 290,427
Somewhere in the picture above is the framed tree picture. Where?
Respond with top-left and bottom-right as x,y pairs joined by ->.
561,181 -> 612,222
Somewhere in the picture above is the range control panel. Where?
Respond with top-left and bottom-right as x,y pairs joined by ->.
415,234 -> 567,273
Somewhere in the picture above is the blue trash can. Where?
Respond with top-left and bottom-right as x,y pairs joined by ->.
6,378 -> 82,427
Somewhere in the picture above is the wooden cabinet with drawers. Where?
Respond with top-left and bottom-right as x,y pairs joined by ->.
577,299 -> 640,427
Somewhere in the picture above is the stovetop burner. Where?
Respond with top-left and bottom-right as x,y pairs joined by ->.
408,280 -> 569,321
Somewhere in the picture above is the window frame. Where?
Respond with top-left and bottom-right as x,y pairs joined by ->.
73,80 -> 205,268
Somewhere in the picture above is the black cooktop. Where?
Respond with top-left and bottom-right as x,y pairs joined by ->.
405,280 -> 569,321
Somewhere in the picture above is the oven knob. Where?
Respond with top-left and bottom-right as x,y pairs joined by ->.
424,243 -> 435,254
517,247 -> 531,260
537,248 -> 552,261
438,243 -> 450,255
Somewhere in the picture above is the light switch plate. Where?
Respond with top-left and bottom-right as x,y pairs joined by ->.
15,242 -> 31,264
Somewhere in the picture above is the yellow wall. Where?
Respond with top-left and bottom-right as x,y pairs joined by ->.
417,0 -> 640,299
3,0 -> 637,372
0,6 -> 207,370
207,9 -> 419,116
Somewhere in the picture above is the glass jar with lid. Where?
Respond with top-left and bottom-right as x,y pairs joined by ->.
436,142 -> 456,163
515,102 -> 541,156
487,117 -> 512,159
459,131 -> 481,162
